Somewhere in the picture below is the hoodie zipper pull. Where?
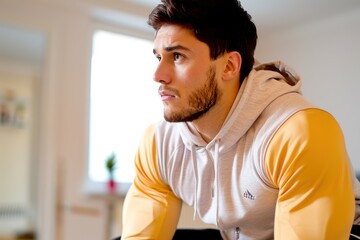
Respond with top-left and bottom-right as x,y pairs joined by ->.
234,227 -> 240,240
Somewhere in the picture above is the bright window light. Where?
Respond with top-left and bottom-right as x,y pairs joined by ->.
88,30 -> 162,184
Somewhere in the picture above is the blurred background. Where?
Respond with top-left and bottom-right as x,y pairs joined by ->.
0,0 -> 359,239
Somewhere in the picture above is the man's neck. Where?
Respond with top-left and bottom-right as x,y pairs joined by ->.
192,98 -> 234,143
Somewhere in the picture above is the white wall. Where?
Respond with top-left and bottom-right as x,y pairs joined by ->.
256,8 -> 360,172
0,1 -> 104,239
0,66 -> 37,235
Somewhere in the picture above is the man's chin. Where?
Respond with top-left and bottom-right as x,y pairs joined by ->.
164,111 -> 203,123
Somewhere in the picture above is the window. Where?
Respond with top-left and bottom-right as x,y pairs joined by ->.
88,30 -> 162,187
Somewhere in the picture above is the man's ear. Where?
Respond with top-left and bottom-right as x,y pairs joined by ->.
222,51 -> 241,81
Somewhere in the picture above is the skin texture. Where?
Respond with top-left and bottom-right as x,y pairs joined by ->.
153,24 -> 242,143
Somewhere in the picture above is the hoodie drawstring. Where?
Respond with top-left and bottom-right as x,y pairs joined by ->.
191,144 -> 199,220
191,139 -> 222,222
214,138 -> 220,226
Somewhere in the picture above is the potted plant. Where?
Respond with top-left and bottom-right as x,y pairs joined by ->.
105,152 -> 117,193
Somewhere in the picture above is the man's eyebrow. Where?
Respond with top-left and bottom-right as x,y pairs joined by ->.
153,45 -> 191,55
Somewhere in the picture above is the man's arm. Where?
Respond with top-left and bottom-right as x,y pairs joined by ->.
266,109 -> 355,239
122,124 -> 182,240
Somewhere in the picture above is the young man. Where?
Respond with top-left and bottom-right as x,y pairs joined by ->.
121,0 -> 360,239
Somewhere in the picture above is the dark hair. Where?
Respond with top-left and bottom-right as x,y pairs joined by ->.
148,0 -> 257,81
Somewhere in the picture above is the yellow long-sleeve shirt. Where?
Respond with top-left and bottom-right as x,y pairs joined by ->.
122,61 -> 357,239
122,109 -> 356,239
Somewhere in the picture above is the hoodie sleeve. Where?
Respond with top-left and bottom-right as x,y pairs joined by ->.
121,124 -> 182,240
265,108 -> 355,239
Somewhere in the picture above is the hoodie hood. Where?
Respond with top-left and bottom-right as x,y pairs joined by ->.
178,61 -> 303,151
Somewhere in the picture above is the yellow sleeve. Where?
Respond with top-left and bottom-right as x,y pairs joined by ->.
121,124 -> 182,240
265,109 -> 355,239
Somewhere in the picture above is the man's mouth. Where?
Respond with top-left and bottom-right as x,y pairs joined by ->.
158,86 -> 178,101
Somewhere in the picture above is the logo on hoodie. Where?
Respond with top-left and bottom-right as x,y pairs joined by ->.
243,190 -> 256,200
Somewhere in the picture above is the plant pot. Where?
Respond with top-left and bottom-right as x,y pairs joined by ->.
107,178 -> 116,194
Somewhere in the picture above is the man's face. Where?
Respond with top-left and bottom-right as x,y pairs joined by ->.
153,24 -> 222,122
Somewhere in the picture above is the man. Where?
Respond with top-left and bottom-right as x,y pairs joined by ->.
121,0 -> 360,239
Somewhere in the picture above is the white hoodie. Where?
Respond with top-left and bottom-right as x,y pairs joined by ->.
122,61 -> 359,240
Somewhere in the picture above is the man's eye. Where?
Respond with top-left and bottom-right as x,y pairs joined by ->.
155,55 -> 161,61
174,53 -> 182,61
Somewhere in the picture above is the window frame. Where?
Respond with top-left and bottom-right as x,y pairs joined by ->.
84,23 -> 159,196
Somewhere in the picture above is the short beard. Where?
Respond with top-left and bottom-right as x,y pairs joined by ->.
164,66 -> 219,122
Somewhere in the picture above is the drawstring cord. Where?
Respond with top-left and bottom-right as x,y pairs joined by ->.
191,144 -> 198,220
214,138 -> 220,226
191,138 -> 221,222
